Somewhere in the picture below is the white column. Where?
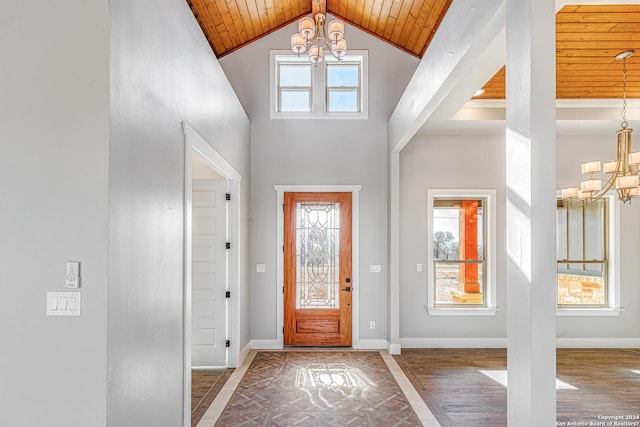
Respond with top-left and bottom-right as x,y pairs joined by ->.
505,0 -> 557,425
388,151 -> 401,354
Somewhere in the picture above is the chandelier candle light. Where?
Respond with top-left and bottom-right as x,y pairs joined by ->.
290,0 -> 347,64
562,50 -> 639,204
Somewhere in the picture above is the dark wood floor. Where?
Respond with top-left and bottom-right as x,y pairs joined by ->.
395,348 -> 640,427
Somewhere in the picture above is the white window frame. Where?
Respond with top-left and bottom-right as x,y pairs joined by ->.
556,194 -> 622,317
426,189 -> 497,316
270,50 -> 368,119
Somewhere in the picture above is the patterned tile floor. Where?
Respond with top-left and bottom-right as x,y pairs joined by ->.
198,351 -> 436,427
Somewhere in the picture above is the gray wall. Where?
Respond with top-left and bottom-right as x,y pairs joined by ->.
220,20 -> 419,343
0,1 -> 110,426
108,0 -> 250,426
400,135 -> 508,340
400,131 -> 640,342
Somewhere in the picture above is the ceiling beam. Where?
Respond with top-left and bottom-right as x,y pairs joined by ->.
387,0 -> 506,153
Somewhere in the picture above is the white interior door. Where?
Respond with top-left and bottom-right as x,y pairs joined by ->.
191,178 -> 227,367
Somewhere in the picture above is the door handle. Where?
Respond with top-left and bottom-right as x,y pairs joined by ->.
342,286 -> 351,292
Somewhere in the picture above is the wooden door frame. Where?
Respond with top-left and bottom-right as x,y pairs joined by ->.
274,185 -> 362,349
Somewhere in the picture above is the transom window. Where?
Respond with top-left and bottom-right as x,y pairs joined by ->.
556,198 -> 608,307
270,51 -> 368,119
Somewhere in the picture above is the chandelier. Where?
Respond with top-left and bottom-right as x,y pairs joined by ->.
562,50 -> 638,204
290,0 -> 347,64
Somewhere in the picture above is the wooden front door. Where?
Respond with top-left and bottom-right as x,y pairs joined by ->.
284,192 -> 352,346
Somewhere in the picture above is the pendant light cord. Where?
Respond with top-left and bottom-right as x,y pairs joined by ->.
622,57 -> 628,129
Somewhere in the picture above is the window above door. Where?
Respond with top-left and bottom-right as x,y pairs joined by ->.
270,51 -> 369,119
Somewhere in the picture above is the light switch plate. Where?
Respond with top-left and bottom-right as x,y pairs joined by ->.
256,263 -> 266,273
370,265 -> 382,273
47,292 -> 81,316
417,264 -> 423,272
66,261 -> 80,288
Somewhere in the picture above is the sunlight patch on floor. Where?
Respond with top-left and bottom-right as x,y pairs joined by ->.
632,369 -> 640,376
479,370 -> 579,390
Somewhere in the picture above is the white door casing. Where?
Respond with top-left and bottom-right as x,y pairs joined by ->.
183,121 -> 241,427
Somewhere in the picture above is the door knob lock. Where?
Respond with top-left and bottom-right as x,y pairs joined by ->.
342,286 -> 351,292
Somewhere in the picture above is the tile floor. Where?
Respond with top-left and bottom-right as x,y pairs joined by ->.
195,350 -> 439,427
192,368 -> 234,426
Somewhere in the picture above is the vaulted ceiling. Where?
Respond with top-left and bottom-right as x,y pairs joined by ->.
186,1 -> 640,100
186,0 -> 452,58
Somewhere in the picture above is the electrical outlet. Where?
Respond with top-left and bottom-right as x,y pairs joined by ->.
369,321 -> 376,329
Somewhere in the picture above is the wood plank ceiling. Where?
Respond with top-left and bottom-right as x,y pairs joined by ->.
477,4 -> 640,99
186,2 -> 640,100
186,0 -> 452,58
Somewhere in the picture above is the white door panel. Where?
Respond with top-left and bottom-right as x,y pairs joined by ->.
191,178 -> 227,367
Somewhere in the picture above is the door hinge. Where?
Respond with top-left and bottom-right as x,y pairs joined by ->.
226,242 -> 231,250
225,291 -> 231,298
225,340 -> 230,348
282,204 -> 285,211
226,193 -> 231,201
282,286 -> 284,294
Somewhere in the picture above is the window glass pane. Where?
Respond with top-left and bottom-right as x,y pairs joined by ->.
557,265 -> 606,305
433,198 -> 485,306
280,90 -> 310,112
279,64 -> 311,87
556,200 -> 568,268
567,203 -> 584,270
328,89 -> 358,112
433,199 -> 484,260
434,261 -> 484,305
327,64 -> 359,86
296,202 -> 340,309
584,199 -> 605,262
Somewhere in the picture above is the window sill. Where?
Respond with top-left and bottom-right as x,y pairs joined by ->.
425,306 -> 498,316
556,308 -> 623,317
270,111 -> 368,120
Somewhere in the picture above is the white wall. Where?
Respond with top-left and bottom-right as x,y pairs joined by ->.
108,0 -> 250,425
0,1 -> 110,426
400,129 -> 640,344
220,20 -> 419,344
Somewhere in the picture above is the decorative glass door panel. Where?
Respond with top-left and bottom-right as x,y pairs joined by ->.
296,202 -> 340,310
284,193 -> 352,346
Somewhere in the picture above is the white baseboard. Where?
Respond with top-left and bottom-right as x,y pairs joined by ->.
387,343 -> 401,355
400,338 -> 507,348
556,338 -> 640,348
352,339 -> 388,350
238,341 -> 252,366
400,337 -> 640,349
250,339 -> 282,349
